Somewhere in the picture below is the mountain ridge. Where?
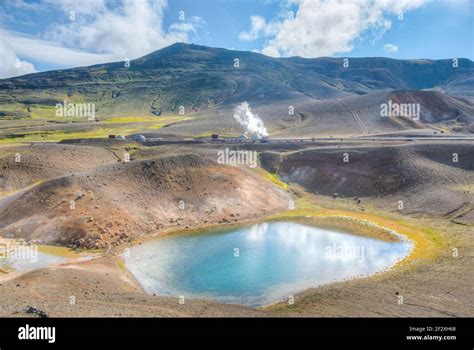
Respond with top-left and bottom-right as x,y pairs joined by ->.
1,42 -> 473,137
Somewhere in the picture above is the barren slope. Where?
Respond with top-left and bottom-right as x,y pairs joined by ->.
260,143 -> 474,219
0,153 -> 291,248
0,144 -> 118,194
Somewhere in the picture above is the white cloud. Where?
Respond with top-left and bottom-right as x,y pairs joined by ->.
240,0 -> 426,58
44,0 -> 196,60
42,0 -> 107,15
1,30 -> 115,70
4,0 -> 43,12
384,43 -> 399,53
0,37 -> 37,78
239,15 -> 268,41
0,0 -> 202,78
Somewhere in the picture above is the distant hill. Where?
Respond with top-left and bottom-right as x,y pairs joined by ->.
1,43 -> 473,136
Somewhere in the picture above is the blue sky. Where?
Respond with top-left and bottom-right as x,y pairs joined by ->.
0,0 -> 473,78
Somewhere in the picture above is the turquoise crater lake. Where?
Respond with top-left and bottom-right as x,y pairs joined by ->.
124,221 -> 412,306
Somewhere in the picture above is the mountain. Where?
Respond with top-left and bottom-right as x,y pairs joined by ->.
1,43 -> 473,137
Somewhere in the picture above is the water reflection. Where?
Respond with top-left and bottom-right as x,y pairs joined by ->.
124,221 -> 412,306
0,250 -> 66,272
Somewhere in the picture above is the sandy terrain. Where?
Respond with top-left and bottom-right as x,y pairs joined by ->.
0,151 -> 290,249
0,256 -> 264,317
0,143 -> 119,195
266,209 -> 474,316
260,142 -> 474,221
0,140 -> 472,317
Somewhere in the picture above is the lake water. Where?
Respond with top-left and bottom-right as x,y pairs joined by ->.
0,244 -> 91,272
0,250 -> 66,272
124,221 -> 412,306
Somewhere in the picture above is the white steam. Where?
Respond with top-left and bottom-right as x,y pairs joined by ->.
233,102 -> 268,138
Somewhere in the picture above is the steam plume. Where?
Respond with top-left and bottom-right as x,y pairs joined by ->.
233,102 -> 268,138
